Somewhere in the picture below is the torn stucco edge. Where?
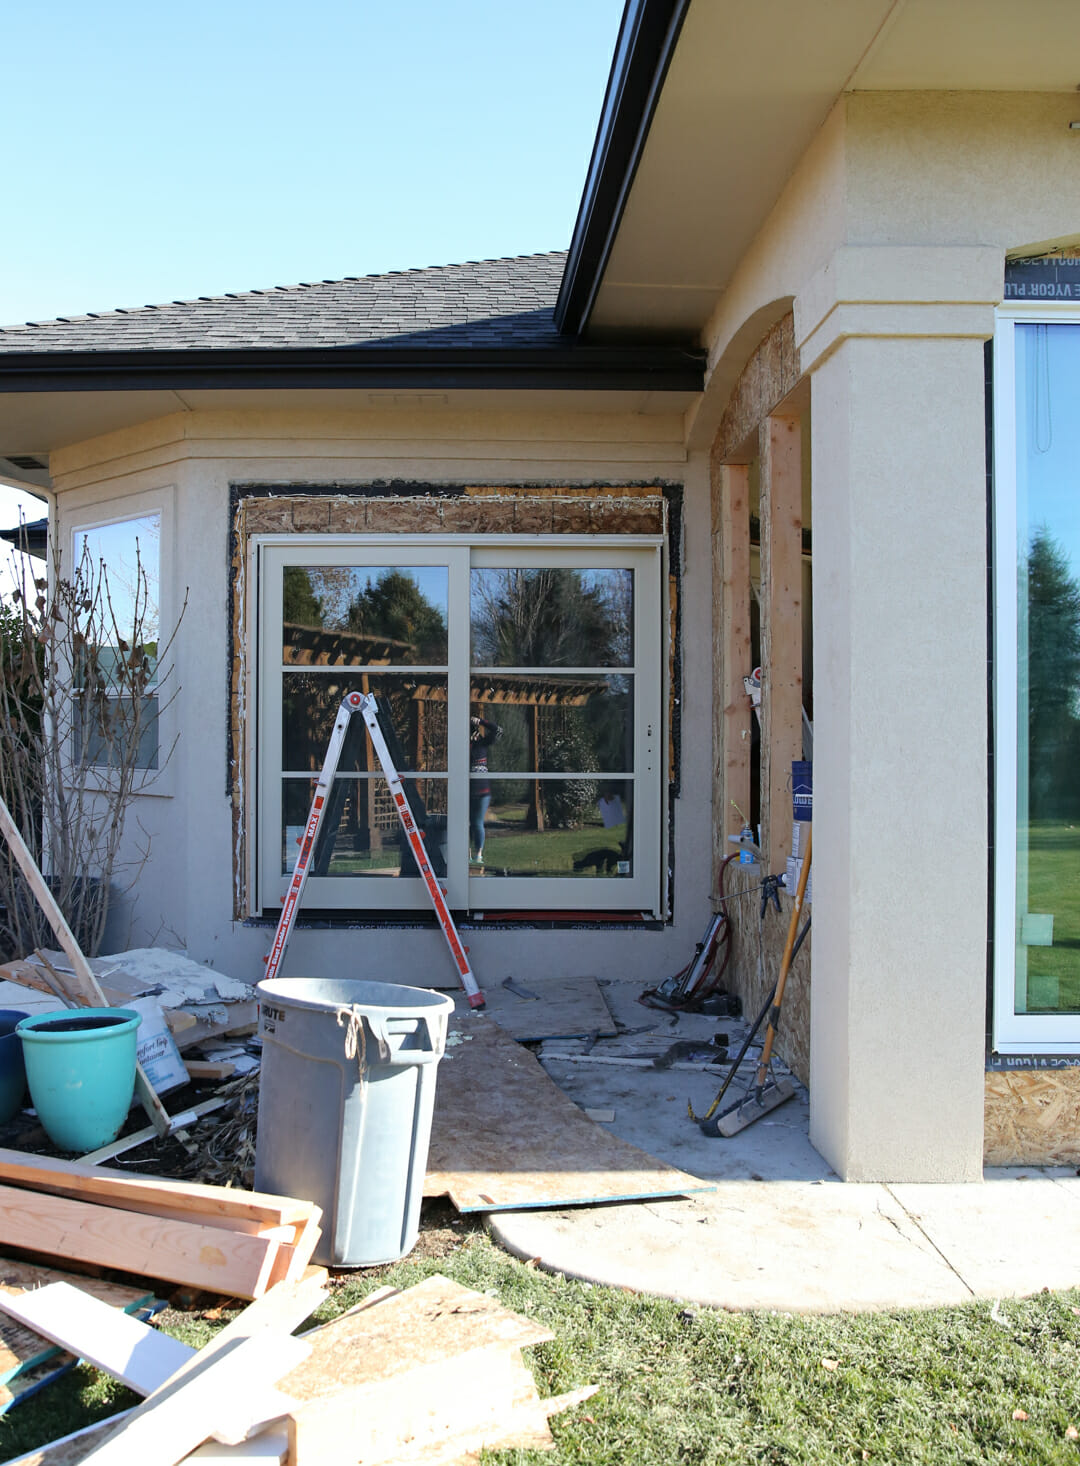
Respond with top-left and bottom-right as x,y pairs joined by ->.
226,485 -> 672,921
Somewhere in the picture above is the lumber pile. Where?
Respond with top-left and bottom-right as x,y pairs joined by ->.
3,1272 -> 595,1466
0,1149 -> 322,1301
0,1261 -> 156,1416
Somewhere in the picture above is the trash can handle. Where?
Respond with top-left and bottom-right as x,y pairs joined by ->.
335,1005 -> 392,1070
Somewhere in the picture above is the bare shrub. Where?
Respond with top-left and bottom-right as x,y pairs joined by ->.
0,532 -> 185,959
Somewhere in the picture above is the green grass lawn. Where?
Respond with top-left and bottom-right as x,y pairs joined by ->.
320,812 -> 630,879
4,1231 -> 1080,1465
1024,819 -> 1080,1012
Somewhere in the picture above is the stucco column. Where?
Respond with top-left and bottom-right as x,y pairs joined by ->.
795,246 -> 1001,1181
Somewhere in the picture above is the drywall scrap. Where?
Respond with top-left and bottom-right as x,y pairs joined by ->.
0,950 -> 256,1052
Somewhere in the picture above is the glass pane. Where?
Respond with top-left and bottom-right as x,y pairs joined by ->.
73,514 -> 160,685
74,694 -> 159,771
470,780 -> 633,877
1014,322 -> 1080,1015
469,676 -> 632,774
282,674 -> 447,773
470,567 -> 633,667
283,566 -> 448,665
281,776 -> 447,878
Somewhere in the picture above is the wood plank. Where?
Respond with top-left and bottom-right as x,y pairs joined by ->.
79,1098 -> 226,1163
0,1283 -> 194,1395
185,1426 -> 289,1464
758,413 -> 803,870
183,1062 -> 236,1082
144,1270 -> 328,1447
0,1260 -> 153,1386
714,461 -> 752,872
76,1330 -> 310,1466
0,1148 -> 318,1229
0,798 -> 171,1138
480,975 -> 616,1043
425,1016 -> 714,1211
0,1185 -> 282,1299
0,1280 -> 309,1448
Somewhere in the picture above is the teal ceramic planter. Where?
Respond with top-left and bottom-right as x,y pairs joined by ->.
16,1007 -> 142,1152
0,1010 -> 30,1124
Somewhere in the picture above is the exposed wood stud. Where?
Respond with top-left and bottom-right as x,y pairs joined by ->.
713,463 -> 752,880
759,414 -> 803,870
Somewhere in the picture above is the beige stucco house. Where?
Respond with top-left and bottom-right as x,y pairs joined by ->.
2,0 -> 1080,1181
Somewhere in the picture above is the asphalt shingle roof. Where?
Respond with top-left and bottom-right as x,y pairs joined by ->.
0,252 -> 568,354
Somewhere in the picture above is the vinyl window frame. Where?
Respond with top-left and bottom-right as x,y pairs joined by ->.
992,304 -> 1080,1053
254,532 -> 665,917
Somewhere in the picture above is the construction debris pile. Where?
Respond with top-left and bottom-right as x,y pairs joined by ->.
1,1269 -> 592,1466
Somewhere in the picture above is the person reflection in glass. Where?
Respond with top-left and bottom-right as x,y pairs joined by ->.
469,710 -> 501,867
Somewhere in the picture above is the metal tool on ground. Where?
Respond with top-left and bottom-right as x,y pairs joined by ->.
640,856 -> 736,1012
691,827 -> 812,1137
264,692 -> 485,1008
502,976 -> 540,1001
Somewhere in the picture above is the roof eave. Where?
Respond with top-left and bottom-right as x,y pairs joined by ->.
0,344 -> 705,395
554,0 -> 691,339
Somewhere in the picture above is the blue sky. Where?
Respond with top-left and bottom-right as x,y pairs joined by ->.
0,0 -> 624,585
0,1 -> 622,327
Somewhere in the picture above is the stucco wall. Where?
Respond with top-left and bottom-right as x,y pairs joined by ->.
48,406 -> 715,995
694,90 -> 1080,1179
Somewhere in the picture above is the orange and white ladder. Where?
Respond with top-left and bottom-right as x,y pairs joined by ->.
264,691 -> 484,1008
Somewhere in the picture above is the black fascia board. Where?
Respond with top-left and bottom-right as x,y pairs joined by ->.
0,343 -> 705,394
555,0 -> 691,338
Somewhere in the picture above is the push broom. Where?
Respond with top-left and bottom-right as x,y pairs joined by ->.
692,825 -> 812,1137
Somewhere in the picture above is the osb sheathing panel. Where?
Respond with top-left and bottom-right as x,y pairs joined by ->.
720,860 -> 811,1087
984,1068 -> 1080,1167
230,488 -> 668,918
713,314 -> 799,465
425,1015 -> 710,1210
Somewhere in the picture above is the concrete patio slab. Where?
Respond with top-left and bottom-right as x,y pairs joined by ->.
482,980 -> 1080,1313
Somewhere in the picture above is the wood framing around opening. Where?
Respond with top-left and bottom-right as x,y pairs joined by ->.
758,413 -> 803,869
712,464 -> 752,881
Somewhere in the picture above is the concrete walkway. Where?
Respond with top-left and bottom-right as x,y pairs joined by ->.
487,981 -> 1080,1313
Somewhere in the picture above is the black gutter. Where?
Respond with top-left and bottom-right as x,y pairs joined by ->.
554,0 -> 691,338
0,343 -> 704,395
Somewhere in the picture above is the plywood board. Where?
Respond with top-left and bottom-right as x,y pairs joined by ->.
280,1275 -> 551,1406
480,976 -> 616,1043
425,1016 -> 713,1211
984,1068 -> 1080,1166
0,1261 -> 153,1386
0,1186 -> 281,1299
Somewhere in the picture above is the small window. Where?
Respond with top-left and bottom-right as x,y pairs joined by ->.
257,540 -> 663,915
72,513 -> 161,772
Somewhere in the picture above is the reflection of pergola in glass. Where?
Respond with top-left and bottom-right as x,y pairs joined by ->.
285,622 -> 604,836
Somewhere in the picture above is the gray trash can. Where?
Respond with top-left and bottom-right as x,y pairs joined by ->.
254,977 -> 454,1267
